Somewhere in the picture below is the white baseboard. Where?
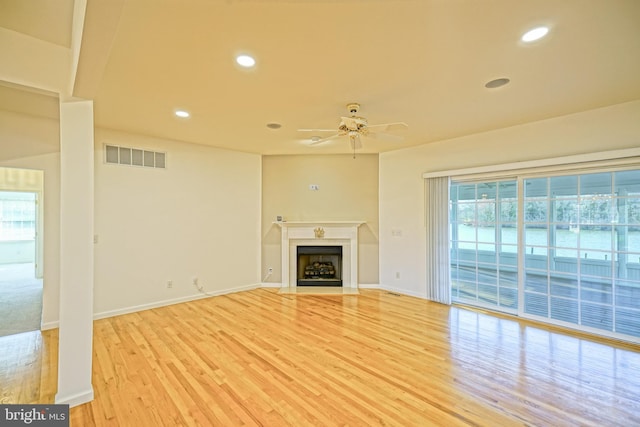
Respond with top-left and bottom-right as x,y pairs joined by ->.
93,284 -> 260,320
55,388 -> 94,408
376,284 -> 427,299
358,283 -> 428,300
41,284 -> 262,330
42,320 -> 60,330
93,293 -> 209,321
358,283 -> 381,289
260,282 -> 281,288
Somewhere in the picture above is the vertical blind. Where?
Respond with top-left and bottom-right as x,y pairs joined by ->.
425,176 -> 451,304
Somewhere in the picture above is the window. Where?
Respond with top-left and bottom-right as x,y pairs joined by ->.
0,191 -> 36,241
450,169 -> 640,341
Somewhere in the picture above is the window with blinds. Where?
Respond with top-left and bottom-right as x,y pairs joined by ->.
523,170 -> 640,338
0,191 -> 36,241
450,168 -> 640,341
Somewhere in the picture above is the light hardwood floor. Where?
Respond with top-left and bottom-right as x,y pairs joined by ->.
2,288 -> 639,426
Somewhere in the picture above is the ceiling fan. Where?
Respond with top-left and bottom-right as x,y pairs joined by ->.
298,103 -> 408,154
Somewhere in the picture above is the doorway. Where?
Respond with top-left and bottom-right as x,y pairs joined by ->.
0,168 -> 44,338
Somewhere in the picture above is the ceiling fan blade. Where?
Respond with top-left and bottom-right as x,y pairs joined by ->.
366,132 -> 404,143
309,133 -> 342,145
367,122 -> 408,133
298,128 -> 337,132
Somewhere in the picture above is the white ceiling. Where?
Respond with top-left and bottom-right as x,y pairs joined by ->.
2,0 -> 640,155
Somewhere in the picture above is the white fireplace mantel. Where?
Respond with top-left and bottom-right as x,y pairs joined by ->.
275,221 -> 365,289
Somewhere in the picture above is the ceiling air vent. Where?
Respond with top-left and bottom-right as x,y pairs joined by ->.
104,144 -> 166,169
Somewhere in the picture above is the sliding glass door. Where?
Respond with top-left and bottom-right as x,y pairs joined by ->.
450,168 -> 640,341
450,180 -> 518,312
523,170 -> 640,337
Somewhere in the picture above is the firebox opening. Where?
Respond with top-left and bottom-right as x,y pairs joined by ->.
297,246 -> 342,287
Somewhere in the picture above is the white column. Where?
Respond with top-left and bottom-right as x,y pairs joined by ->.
281,225 -> 290,288
55,99 -> 95,407
349,226 -> 359,289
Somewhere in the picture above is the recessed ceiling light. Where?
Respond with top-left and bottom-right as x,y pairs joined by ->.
236,54 -> 256,68
485,78 -> 510,89
266,123 -> 282,129
521,26 -> 549,43
175,110 -> 190,118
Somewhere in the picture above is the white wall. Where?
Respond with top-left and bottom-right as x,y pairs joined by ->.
93,128 -> 262,317
1,109 -> 262,325
379,100 -> 640,298
0,109 -> 60,162
262,154 -> 379,285
0,241 -> 36,264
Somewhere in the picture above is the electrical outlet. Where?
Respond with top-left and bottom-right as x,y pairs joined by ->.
268,267 -> 273,274
167,280 -> 173,288
395,272 -> 400,279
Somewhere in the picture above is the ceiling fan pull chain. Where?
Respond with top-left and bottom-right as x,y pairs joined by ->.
351,135 -> 356,159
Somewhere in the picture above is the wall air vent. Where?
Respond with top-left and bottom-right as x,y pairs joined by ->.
104,144 -> 166,169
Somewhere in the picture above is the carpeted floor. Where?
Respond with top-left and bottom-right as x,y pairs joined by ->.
0,263 -> 42,338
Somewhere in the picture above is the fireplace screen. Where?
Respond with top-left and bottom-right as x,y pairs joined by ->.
297,246 -> 342,287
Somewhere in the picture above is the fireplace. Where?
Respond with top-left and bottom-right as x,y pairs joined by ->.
297,246 -> 342,287
275,221 -> 364,289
